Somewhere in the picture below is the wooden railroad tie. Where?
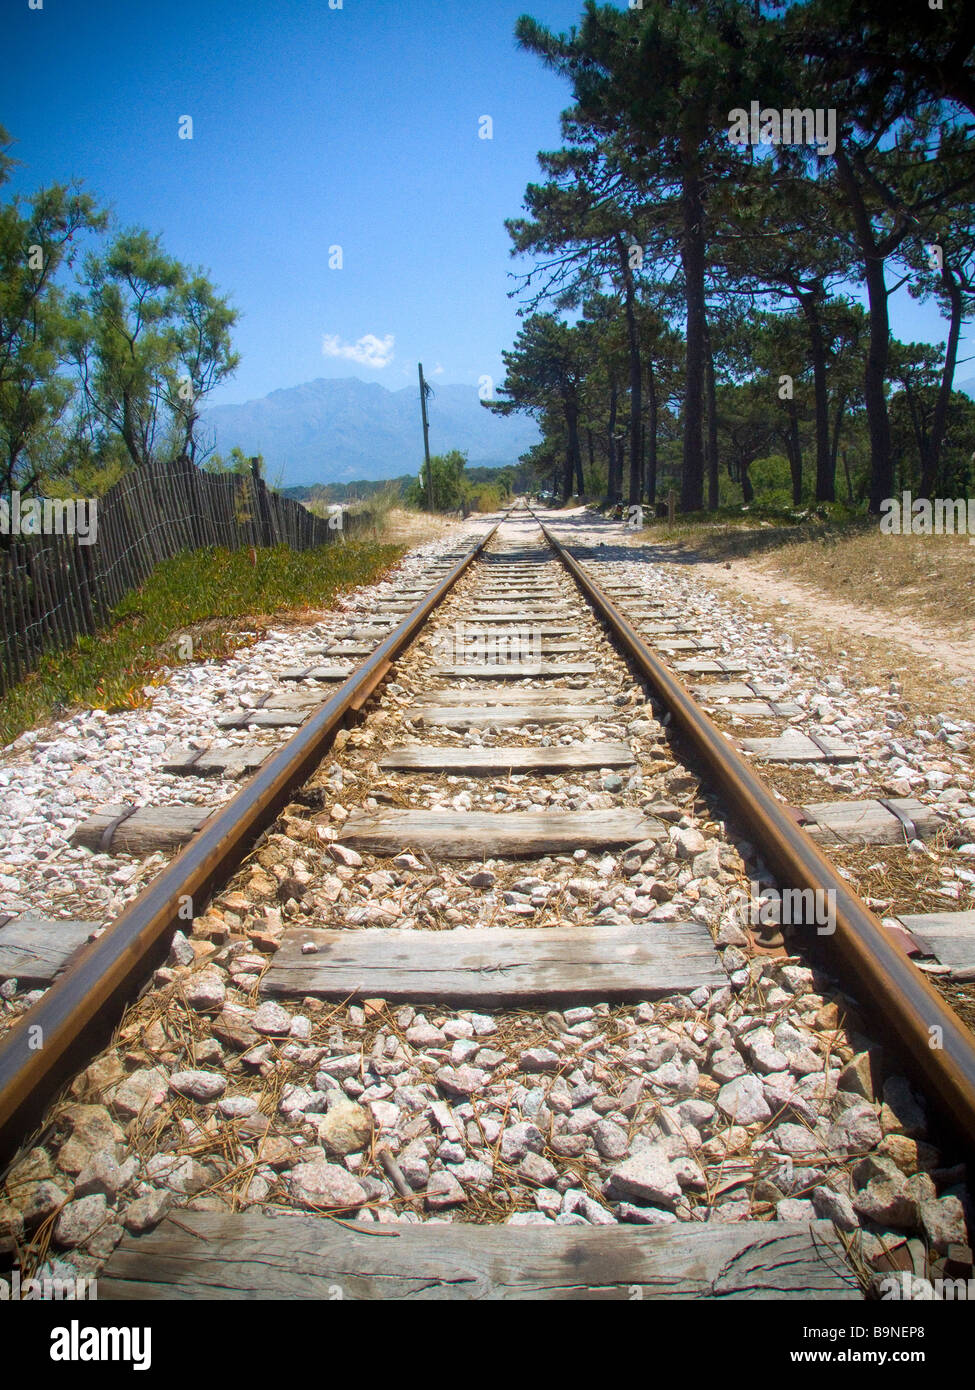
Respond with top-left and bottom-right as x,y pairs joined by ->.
70,803 -> 215,855
0,916 -> 98,985
430,662 -> 599,679
66,794 -> 944,859
263,923 -> 726,1004
673,659 -> 749,675
338,807 -> 665,858
379,741 -> 636,774
407,703 -> 618,728
741,729 -> 857,763
410,687 -> 610,705
163,746 -> 272,778
893,911 -> 975,978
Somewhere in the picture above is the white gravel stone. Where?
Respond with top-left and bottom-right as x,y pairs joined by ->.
54,1194 -> 108,1249
827,1102 -> 883,1155
436,1065 -> 487,1098
217,1095 -> 259,1119
168,931 -> 196,967
716,1074 -> 772,1125
519,1047 -> 561,1073
144,1155 -> 210,1195
169,1070 -> 227,1102
73,1152 -> 126,1201
853,1176 -> 918,1229
592,1119 -> 629,1159
500,1122 -> 544,1162
425,1171 -> 466,1210
111,1067 -> 169,1120
617,1202 -> 679,1225
183,974 -> 226,1011
776,1198 -> 816,1221
517,1151 -> 558,1186
121,1190 -> 171,1234
919,1195 -> 967,1252
608,1147 -> 681,1208
287,1160 -> 366,1210
811,1185 -> 860,1231
252,1001 -> 293,1036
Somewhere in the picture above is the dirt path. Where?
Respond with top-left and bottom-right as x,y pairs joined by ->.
537,504 -> 975,688
698,555 -> 975,679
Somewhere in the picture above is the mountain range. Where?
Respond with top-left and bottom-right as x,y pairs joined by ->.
200,377 -> 539,487
201,374 -> 975,490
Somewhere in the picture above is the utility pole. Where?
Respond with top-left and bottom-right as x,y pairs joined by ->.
418,362 -> 433,511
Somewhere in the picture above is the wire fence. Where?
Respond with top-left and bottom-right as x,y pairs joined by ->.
0,456 -> 371,695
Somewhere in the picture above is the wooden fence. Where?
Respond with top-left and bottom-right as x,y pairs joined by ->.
0,456 -> 370,694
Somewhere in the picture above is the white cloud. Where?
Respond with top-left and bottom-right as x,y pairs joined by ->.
431,362 -> 444,376
321,333 -> 395,368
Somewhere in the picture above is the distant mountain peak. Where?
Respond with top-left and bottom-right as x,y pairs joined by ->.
201,377 -> 538,487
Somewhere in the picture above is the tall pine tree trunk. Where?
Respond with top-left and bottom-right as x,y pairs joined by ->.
786,400 -> 803,505
680,161 -> 706,512
646,361 -> 658,507
704,317 -> 719,511
835,147 -> 893,512
921,263 -> 963,496
617,239 -> 643,507
565,400 -> 584,496
607,378 -> 621,502
741,459 -> 754,503
800,292 -> 835,502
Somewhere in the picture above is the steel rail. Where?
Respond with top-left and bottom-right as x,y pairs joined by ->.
538,513 -> 975,1153
0,522 -> 500,1163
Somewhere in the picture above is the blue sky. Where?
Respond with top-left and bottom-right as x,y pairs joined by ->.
3,0 -> 968,409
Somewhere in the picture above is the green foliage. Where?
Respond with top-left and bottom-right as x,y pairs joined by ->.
284,475 -> 413,505
487,315 -> 592,499
0,539 -> 403,746
406,449 -> 470,512
748,454 -> 802,507
890,386 -> 975,495
70,228 -> 238,472
502,1 -> 975,513
0,125 -> 240,494
204,446 -> 262,477
286,463 -> 529,510
0,127 -> 108,493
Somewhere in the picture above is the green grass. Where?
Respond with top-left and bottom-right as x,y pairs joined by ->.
0,540 -> 404,746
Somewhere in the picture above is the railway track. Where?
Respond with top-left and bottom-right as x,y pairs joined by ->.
0,501 -> 972,1302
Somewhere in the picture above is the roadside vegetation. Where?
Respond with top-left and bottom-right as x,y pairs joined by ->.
0,540 -> 402,747
0,126 -> 239,500
484,2 -> 974,516
405,450 -> 516,515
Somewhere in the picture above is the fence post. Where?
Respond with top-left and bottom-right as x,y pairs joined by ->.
0,457 -> 334,693
251,458 -> 274,548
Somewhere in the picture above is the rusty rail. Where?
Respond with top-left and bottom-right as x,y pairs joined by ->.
538,514 -> 975,1154
0,523 -> 499,1162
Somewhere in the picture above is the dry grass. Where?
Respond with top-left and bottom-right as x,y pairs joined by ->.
693,579 -> 974,722
939,979 -> 975,1035
767,529 -> 975,630
376,508 -> 461,547
827,842 -> 973,919
642,517 -> 975,630
789,624 -> 972,720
